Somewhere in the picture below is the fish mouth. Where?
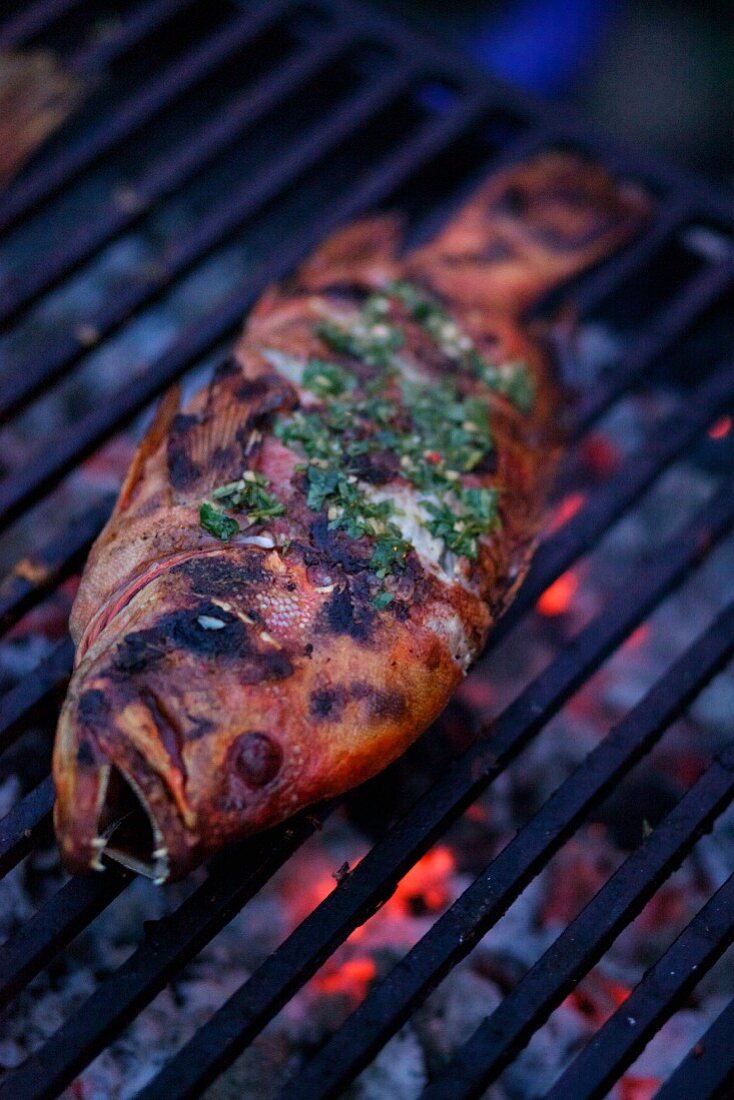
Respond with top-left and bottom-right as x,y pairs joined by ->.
92,764 -> 170,883
53,702 -> 200,884
54,752 -> 172,884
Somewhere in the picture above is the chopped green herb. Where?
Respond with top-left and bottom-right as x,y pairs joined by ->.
369,532 -> 411,577
200,502 -> 239,541
424,485 -> 499,560
305,465 -> 342,512
476,358 -> 536,414
388,280 -> 535,414
315,317 -> 403,367
211,470 -> 285,527
302,358 -> 356,398
265,279 -> 521,575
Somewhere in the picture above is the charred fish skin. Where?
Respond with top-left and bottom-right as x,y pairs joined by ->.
53,152 -> 650,881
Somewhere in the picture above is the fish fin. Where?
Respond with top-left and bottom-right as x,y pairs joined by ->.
117,383 -> 181,512
247,214 -> 404,325
166,372 -> 295,498
408,150 -> 651,317
290,213 -> 404,292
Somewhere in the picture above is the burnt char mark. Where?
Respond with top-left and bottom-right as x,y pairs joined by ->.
173,554 -> 271,595
308,681 -> 407,723
479,238 -> 517,263
319,585 -> 374,644
495,184 -> 526,218
167,414 -> 202,491
236,373 -> 297,419
76,740 -> 96,767
77,689 -> 110,728
113,632 -> 167,675
235,377 -> 271,401
351,681 -> 407,721
184,713 -> 216,741
111,602 -> 293,682
309,685 -> 348,722
75,690 -> 111,768
213,355 -> 241,381
307,517 -> 371,575
348,449 -> 400,486
165,604 -> 252,657
139,686 -> 187,780
319,281 -> 371,304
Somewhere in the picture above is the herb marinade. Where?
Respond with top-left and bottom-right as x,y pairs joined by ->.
200,281 -> 535,598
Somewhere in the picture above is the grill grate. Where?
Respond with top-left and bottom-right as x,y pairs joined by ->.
0,1 -> 733,1098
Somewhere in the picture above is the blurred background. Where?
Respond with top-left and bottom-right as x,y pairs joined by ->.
374,0 -> 734,185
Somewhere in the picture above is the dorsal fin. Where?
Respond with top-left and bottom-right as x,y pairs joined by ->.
166,371 -> 296,500
287,213 -> 403,293
117,383 -> 181,513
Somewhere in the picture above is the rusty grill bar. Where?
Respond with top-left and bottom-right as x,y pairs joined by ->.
0,1 -> 733,1098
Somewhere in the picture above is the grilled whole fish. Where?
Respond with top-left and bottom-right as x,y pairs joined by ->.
54,152 -> 649,881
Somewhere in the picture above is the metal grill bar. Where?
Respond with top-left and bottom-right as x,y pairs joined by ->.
0,869 -> 130,1016
0,496 -> 114,635
421,764 -> 734,1100
0,3 -> 733,1097
544,874 -> 734,1100
0,801 -> 334,1100
0,47 -> 418,422
0,0 -> 84,49
0,23 -> 353,330
656,996 -> 734,1100
0,638 -> 72,755
562,199 -> 692,320
66,0 -> 200,74
0,82 -> 494,531
271,605 -> 734,1100
2,368 -> 731,1027
0,777 -> 53,879
4,477 -> 732,1100
0,0 -> 294,235
133,485 -> 734,1100
574,257 -> 734,436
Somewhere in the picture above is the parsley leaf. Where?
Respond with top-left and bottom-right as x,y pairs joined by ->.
211,471 -> 284,526
302,358 -> 356,398
200,502 -> 239,541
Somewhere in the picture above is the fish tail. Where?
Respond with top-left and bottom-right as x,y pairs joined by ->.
407,149 -> 651,317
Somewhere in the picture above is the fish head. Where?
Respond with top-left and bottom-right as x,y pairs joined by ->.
54,543 -> 465,883
54,547 -> 313,883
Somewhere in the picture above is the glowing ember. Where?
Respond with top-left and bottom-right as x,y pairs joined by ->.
708,414 -> 732,440
314,956 -> 377,999
548,491 -> 586,534
388,846 -> 455,917
624,623 -> 650,650
618,1076 -> 663,1100
464,804 -> 488,824
581,433 -> 620,477
537,571 -> 579,617
564,972 -> 632,1027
